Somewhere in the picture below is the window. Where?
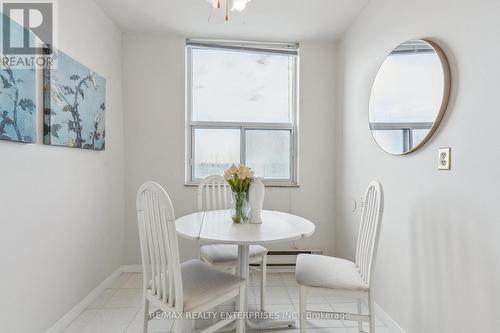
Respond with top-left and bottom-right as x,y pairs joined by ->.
186,40 -> 299,185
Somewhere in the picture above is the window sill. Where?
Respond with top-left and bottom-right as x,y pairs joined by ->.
184,181 -> 300,188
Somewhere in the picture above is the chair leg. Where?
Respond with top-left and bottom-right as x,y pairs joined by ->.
299,285 -> 307,333
357,299 -> 363,332
260,254 -> 267,311
142,298 -> 149,333
237,284 -> 246,333
368,292 -> 375,333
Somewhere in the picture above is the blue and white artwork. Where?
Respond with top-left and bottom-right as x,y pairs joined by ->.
0,13 -> 36,143
44,50 -> 106,150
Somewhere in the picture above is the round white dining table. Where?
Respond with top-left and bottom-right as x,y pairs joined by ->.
176,209 -> 316,330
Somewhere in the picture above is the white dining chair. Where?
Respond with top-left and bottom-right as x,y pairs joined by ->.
137,181 -> 246,333
197,175 -> 268,311
295,181 -> 384,333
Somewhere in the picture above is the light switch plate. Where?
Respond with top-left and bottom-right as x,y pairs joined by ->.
438,147 -> 451,170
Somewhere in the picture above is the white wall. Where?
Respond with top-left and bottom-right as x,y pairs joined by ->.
122,34 -> 337,263
0,1 -> 125,332
337,0 -> 500,332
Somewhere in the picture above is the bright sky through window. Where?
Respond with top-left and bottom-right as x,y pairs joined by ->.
192,48 -> 292,123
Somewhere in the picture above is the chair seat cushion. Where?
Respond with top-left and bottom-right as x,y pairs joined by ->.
200,244 -> 268,265
181,259 -> 245,311
295,254 -> 369,291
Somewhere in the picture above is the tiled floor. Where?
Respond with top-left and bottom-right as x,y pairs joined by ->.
62,272 -> 390,333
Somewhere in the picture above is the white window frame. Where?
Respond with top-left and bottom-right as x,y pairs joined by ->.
185,39 -> 300,187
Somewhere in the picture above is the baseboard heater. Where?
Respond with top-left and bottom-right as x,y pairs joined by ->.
250,250 -> 323,271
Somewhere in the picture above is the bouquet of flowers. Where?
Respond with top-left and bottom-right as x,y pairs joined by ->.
224,164 -> 254,223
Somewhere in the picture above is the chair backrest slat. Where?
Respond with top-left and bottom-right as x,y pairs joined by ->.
223,184 -> 228,209
355,181 -> 384,286
137,181 -> 183,310
150,193 -> 162,294
358,187 -> 375,279
217,183 -> 222,209
197,175 -> 231,211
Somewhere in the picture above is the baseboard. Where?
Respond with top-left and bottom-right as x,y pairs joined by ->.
121,264 -> 142,273
45,266 -> 126,333
374,302 -> 406,333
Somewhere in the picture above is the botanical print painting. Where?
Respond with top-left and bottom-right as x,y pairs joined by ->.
44,50 -> 106,150
0,65 -> 36,143
0,14 -> 36,143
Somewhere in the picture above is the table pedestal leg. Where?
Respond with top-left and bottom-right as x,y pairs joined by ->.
237,245 -> 295,330
237,244 -> 249,319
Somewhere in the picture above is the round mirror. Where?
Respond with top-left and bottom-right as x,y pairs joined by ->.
369,39 -> 451,155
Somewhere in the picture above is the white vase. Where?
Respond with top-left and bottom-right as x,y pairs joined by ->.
249,177 -> 265,224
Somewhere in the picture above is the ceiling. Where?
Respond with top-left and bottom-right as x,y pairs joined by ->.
94,0 -> 368,41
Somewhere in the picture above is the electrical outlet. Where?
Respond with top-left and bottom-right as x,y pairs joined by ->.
438,147 -> 451,170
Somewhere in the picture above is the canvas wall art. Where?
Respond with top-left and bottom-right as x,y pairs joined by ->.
0,65 -> 36,143
0,14 -> 36,144
43,50 -> 106,150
